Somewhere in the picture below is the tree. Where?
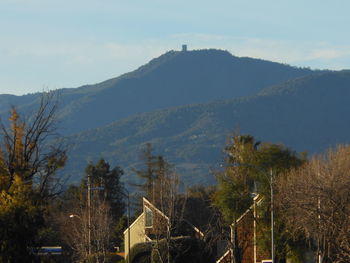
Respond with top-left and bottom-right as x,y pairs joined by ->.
132,143 -> 157,200
60,192 -> 113,263
252,143 -> 305,262
214,134 -> 261,263
184,185 -> 219,259
213,134 -> 304,263
0,175 -> 44,262
59,159 -> 126,262
277,145 -> 350,263
149,163 -> 186,263
0,93 -> 67,202
132,143 -> 172,208
131,145 -> 194,263
0,92 -> 67,262
84,159 -> 125,220
84,159 -> 126,249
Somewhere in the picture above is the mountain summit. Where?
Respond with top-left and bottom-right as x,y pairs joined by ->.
57,49 -> 315,133
1,49 -> 336,184
0,49 -> 314,134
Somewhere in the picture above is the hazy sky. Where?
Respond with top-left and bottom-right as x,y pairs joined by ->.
1,0 -> 350,95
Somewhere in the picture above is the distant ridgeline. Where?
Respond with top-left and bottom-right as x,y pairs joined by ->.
2,48 -> 350,185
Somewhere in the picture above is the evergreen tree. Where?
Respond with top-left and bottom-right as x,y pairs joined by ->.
84,159 -> 125,219
214,134 -> 305,263
132,143 -> 172,205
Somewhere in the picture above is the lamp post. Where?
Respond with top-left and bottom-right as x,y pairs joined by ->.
86,173 -> 130,263
269,168 -> 274,263
69,214 -> 91,258
87,174 -> 92,257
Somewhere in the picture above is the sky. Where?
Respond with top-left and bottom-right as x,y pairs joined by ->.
1,0 -> 350,95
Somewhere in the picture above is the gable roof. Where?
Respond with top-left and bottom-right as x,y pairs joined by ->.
142,197 -> 205,237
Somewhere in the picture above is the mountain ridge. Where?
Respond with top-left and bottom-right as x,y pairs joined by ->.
0,49 -> 315,135
1,49 -> 347,185
62,70 -> 350,184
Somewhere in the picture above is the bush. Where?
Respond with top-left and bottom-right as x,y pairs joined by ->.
127,242 -> 153,263
128,237 -> 215,263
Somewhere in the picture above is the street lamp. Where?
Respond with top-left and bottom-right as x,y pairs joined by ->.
69,214 -> 81,219
86,174 -> 104,257
69,213 -> 91,257
226,163 -> 275,263
86,173 -> 130,263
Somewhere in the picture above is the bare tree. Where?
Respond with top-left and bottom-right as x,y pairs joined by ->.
0,92 -> 67,201
60,191 -> 113,263
277,145 -> 350,263
148,169 -> 188,263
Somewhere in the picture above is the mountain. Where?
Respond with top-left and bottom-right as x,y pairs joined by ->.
3,48 -> 347,185
0,49 -> 315,134
63,71 -> 350,185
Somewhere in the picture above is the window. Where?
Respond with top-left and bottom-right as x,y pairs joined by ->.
145,207 -> 153,227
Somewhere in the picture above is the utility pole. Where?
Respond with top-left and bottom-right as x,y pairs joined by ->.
117,188 -> 130,263
270,168 -> 274,263
87,173 -> 92,257
253,194 -> 260,263
126,190 -> 130,263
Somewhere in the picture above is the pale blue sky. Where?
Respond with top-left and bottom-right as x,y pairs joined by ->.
1,0 -> 350,95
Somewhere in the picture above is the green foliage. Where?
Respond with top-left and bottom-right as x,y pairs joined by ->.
62,70 -> 350,187
214,134 -> 306,262
127,242 -> 153,263
214,135 -> 260,222
184,185 -> 216,229
84,159 -> 125,219
58,159 -> 127,261
0,177 -> 44,262
127,237 -> 215,263
131,143 -> 158,200
0,99 -> 66,262
113,215 -> 128,249
152,237 -> 215,263
131,143 -> 173,207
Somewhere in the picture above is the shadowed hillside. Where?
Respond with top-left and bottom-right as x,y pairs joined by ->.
63,71 -> 350,185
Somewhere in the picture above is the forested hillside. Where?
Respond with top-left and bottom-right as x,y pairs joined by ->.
63,71 -> 350,184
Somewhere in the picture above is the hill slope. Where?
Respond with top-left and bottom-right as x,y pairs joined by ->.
63,71 -> 350,185
0,49 -> 314,134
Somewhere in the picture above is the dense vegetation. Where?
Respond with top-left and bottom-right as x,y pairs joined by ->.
62,70 -> 350,185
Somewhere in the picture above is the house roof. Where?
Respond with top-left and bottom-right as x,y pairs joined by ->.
123,212 -> 144,235
142,197 -> 205,237
231,193 -> 263,226
143,197 -> 169,221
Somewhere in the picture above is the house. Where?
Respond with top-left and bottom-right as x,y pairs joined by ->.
123,197 -> 204,259
216,194 -> 270,263
124,195 -> 277,262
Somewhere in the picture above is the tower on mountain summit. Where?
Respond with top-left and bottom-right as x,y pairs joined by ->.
182,44 -> 187,52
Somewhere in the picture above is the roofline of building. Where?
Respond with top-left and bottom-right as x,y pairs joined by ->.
123,212 -> 144,234
231,194 -> 263,226
216,249 -> 230,263
143,197 -> 169,221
